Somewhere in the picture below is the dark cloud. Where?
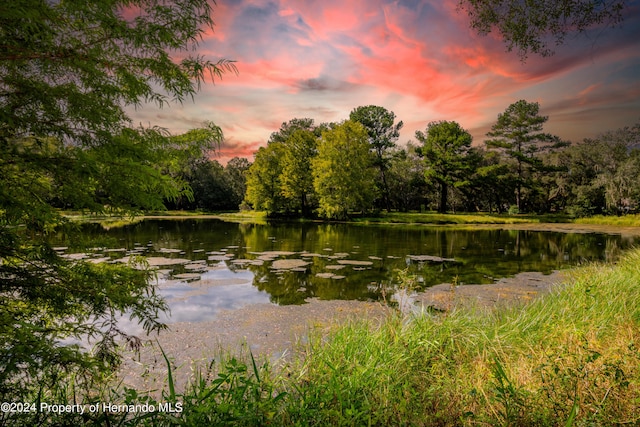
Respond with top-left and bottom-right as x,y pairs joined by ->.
295,76 -> 357,92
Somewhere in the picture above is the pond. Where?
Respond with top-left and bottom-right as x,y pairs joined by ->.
53,218 -> 640,323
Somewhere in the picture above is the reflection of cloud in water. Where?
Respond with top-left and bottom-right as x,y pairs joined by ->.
155,267 -> 272,323
161,283 -> 271,323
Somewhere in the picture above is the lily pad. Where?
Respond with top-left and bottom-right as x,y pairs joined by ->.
208,254 -> 234,261
337,260 -> 374,266
408,255 -> 456,263
255,251 -> 297,257
116,256 -> 191,266
300,252 -> 324,258
316,272 -> 335,279
62,253 -> 89,260
271,259 -> 310,270
159,248 -> 182,253
86,257 -> 111,264
184,262 -> 208,271
173,273 -> 202,280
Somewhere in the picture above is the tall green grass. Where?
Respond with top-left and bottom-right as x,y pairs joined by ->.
573,213 -> 640,227
281,249 -> 640,425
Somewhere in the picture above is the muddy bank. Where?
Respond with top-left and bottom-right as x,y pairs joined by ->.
414,270 -> 567,311
117,270 -> 566,395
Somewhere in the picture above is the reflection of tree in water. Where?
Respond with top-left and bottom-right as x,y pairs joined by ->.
249,255 -> 389,305
61,219 -> 640,305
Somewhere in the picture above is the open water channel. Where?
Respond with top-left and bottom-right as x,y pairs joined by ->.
53,218 -> 640,324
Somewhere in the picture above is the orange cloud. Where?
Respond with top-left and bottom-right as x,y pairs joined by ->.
125,0 -> 640,161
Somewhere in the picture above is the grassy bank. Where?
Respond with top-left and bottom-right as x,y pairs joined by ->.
354,211 -> 567,225
17,248 -> 640,426
63,209 -> 640,227
574,213 -> 640,227
280,252 -> 640,425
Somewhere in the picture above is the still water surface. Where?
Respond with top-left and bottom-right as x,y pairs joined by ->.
57,218 -> 639,323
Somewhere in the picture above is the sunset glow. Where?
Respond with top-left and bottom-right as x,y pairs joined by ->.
128,0 -> 640,164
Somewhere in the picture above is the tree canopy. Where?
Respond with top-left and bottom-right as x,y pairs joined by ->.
416,121 -> 474,213
1,0 -> 233,402
350,105 -> 403,211
486,100 -> 564,211
459,0 -> 627,59
313,121 -> 377,219
0,0 -> 236,145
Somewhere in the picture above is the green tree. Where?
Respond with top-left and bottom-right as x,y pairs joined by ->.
178,158 -> 243,211
269,117 -> 318,143
464,148 -> 514,213
246,118 -> 322,216
244,143 -> 286,214
225,157 -> 252,209
280,129 -> 318,216
0,0 -> 233,401
349,105 -> 403,211
459,0 -> 626,59
415,120 -> 474,213
312,121 -> 377,219
558,122 -> 640,215
386,144 -> 429,212
486,100 -> 563,212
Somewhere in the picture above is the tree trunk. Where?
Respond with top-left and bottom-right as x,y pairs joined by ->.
439,181 -> 448,213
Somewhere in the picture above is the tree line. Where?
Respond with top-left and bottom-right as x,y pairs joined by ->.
235,102 -> 640,219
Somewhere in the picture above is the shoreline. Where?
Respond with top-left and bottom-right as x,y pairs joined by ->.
117,269 -> 566,395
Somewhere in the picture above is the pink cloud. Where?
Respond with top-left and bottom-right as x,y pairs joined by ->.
126,0 -> 640,160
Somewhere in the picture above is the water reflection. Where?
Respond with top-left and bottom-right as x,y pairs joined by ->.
156,268 -> 271,323
52,219 -> 640,322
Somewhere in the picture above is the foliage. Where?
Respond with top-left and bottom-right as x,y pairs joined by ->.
486,100 -> 565,212
244,143 -> 287,214
458,0 -> 627,59
177,159 -> 236,211
552,122 -> 640,216
416,120 -> 474,213
244,118 -> 322,217
225,157 -> 252,210
312,121 -> 377,219
386,144 -> 429,212
350,105 -> 404,211
280,129 -> 318,216
268,117 -> 319,143
0,0 -> 234,403
243,110 -> 638,219
163,152 -> 250,212
0,0 -> 236,145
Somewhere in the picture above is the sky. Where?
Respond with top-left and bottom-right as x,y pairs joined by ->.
128,0 -> 640,164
